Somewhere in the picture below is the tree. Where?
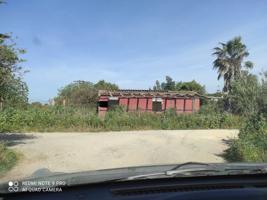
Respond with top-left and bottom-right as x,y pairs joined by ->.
153,76 -> 205,94
55,80 -> 119,107
153,80 -> 161,90
164,76 -> 176,90
94,80 -> 119,90
213,36 -> 253,93
0,34 -> 28,108
259,71 -> 267,115
176,80 -> 206,94
227,72 -> 260,116
30,101 -> 43,108
153,76 -> 175,91
55,81 -> 97,106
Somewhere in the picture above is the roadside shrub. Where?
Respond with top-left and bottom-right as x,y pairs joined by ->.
224,113 -> 267,162
223,139 -> 243,162
0,143 -> 18,176
198,101 -> 222,114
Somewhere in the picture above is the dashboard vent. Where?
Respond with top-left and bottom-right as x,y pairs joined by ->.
112,184 -> 244,196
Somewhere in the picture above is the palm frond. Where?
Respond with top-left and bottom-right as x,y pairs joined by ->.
244,61 -> 254,69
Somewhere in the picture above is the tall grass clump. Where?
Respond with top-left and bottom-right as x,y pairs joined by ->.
0,106 -> 99,132
0,105 -> 242,132
0,143 -> 18,176
102,106 -> 241,131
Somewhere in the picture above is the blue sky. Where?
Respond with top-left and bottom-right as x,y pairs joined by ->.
1,0 -> 267,102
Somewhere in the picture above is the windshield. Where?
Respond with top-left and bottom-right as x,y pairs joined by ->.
0,0 -> 267,193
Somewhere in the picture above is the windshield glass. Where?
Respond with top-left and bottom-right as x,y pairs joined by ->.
0,0 -> 267,193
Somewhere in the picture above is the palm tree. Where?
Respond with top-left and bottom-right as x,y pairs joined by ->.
213,36 -> 253,93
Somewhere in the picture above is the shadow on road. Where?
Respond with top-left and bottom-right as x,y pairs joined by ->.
0,133 -> 36,147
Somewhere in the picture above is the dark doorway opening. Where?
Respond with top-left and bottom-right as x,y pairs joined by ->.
152,101 -> 162,112
99,101 -> 108,108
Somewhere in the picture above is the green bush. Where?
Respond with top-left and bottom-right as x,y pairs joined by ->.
224,113 -> 267,162
198,101 -> 223,114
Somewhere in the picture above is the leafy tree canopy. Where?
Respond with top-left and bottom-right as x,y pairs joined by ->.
153,76 -> 205,94
176,80 -> 206,94
55,81 -> 97,106
227,72 -> 260,116
55,80 -> 119,106
0,33 -> 28,108
153,76 -> 175,90
94,80 -> 119,90
213,36 -> 253,93
260,71 -> 267,115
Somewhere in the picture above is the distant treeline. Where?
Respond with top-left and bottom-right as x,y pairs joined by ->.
51,77 -> 206,107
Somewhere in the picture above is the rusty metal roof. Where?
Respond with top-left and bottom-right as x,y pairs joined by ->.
98,89 -> 200,97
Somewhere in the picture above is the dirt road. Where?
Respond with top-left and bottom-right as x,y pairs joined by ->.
0,130 -> 238,182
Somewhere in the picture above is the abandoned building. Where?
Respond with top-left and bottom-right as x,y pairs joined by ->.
97,90 -> 201,116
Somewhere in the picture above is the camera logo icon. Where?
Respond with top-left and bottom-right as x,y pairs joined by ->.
8,181 -> 19,192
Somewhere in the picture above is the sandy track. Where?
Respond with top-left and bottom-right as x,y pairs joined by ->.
0,130 -> 238,182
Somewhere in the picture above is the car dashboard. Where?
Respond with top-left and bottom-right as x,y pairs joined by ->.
1,174 -> 267,200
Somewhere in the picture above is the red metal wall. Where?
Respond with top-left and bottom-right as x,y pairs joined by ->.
138,98 -> 147,111
98,96 -> 200,115
165,99 -> 175,109
128,98 -> 137,111
185,99 -> 193,113
176,99 -> 184,113
147,98 -> 152,111
119,98 -> 128,107
194,98 -> 200,111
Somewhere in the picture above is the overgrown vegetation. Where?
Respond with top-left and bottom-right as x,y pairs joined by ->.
153,76 -> 206,94
227,72 -> 261,116
0,30 -> 25,175
54,80 -> 119,107
223,113 -> 267,162
0,33 -> 28,109
0,105 -> 241,132
0,143 -> 18,176
212,37 -> 267,162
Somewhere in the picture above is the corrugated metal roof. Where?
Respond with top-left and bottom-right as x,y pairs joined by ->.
98,89 -> 200,97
